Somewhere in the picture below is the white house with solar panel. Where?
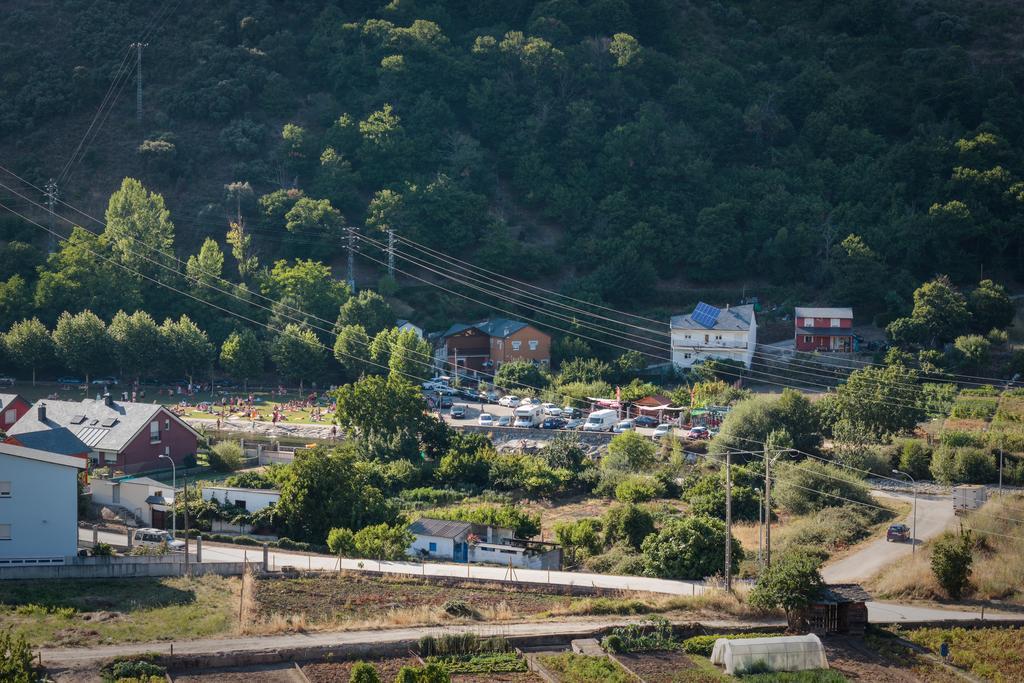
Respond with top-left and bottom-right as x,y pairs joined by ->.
670,302 -> 757,370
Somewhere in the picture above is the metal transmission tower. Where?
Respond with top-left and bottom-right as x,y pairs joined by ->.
44,179 -> 58,254
347,228 -> 356,291
387,228 -> 395,278
131,42 -> 148,123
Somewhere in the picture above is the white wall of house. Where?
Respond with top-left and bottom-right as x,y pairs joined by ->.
202,486 -> 279,512
469,542 -> 561,570
0,451 -> 81,562
670,317 -> 757,370
90,479 -> 171,526
409,533 -> 458,560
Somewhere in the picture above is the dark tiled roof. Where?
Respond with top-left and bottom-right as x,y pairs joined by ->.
8,427 -> 88,455
409,518 -> 472,538
820,583 -> 871,603
8,398 -> 194,453
442,318 -> 531,339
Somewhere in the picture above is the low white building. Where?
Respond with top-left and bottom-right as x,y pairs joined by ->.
201,486 -> 280,512
90,476 -> 174,529
396,319 -> 424,339
670,302 -> 757,370
408,517 -> 562,570
0,443 -> 86,564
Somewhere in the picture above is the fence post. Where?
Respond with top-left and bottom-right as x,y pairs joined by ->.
262,543 -> 269,572
92,525 -> 98,545
196,534 -> 202,563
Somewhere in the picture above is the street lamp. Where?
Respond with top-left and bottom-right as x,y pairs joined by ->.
159,453 -> 176,538
892,469 -> 917,555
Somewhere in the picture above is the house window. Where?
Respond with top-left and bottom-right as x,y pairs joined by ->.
103,452 -> 117,464
150,421 -> 161,443
511,341 -> 521,351
683,353 -> 692,359
704,334 -> 709,343
803,336 -> 812,343
428,542 -> 437,552
235,500 -> 247,510
528,340 -> 538,351
684,334 -> 691,339
830,318 -> 840,328
715,335 -> 722,340
0,524 -> 9,540
4,409 -> 15,424
0,481 -> 10,497
804,317 -> 814,326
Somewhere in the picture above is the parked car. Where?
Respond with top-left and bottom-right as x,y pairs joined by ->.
478,413 -> 494,426
687,425 -> 710,440
91,376 -> 120,385
57,376 -> 84,385
481,390 -> 500,403
652,424 -> 673,440
612,419 -> 635,433
496,415 -> 512,427
132,528 -> 185,552
634,415 -> 660,428
541,402 -> 562,416
450,403 -> 468,419
561,407 -> 583,419
565,418 -> 585,430
498,395 -> 521,408
440,396 -> 453,409
0,376 -> 14,387
525,397 -> 542,406
886,524 -> 911,543
540,417 -> 567,430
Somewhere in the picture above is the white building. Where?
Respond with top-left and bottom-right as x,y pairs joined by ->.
0,443 -> 86,564
407,517 -> 562,570
201,486 -> 280,512
670,302 -> 757,370
396,319 -> 424,339
90,476 -> 174,529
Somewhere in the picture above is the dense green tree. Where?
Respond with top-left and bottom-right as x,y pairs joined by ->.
968,279 -> 1015,334
52,310 -> 108,384
713,389 -> 820,456
265,259 -> 349,330
602,431 -> 657,474
333,375 -> 432,456
271,324 -> 327,391
160,315 -> 215,385
641,516 -> 743,580
890,276 -> 971,347
749,550 -> 825,626
3,318 -> 53,385
103,177 -> 176,281
494,360 -> 547,392
334,324 -> 374,381
554,518 -> 603,566
388,328 -> 433,383
773,461 -> 874,515
335,290 -> 393,337
602,503 -> 655,549
931,531 -> 973,600
219,329 -> 263,389
108,310 -> 161,384
352,523 -> 414,560
283,197 -> 345,258
831,363 -> 924,438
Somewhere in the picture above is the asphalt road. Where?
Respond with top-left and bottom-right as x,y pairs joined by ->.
821,491 -> 955,584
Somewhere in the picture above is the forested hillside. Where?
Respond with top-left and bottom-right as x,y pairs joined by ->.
1,0 -> 1024,334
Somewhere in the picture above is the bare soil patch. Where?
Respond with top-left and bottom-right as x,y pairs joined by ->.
303,656 -> 421,683
615,650 -> 719,682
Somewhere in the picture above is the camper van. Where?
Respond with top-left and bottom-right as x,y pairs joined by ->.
583,408 -> 619,432
513,404 -> 545,428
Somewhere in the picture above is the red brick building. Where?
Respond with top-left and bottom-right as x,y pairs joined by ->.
0,393 -> 31,432
438,319 -> 551,376
6,396 -> 199,474
794,307 -> 854,352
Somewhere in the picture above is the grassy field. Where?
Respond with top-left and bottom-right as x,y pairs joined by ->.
869,494 -> 1024,603
898,626 -> 1024,682
0,575 -> 239,647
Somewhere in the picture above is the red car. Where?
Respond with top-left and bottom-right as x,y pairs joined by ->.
886,524 -> 910,542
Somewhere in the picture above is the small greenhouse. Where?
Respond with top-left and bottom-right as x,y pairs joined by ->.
710,634 -> 828,675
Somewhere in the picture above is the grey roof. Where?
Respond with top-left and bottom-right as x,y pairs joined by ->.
118,476 -> 166,487
820,583 -> 871,603
795,307 -> 853,319
409,518 -> 472,538
8,398 -> 195,453
8,427 -> 89,455
671,304 -> 755,332
442,318 -> 531,339
0,393 -> 28,409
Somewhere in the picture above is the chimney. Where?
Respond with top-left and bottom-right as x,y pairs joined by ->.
37,403 -> 46,422
103,393 -> 113,408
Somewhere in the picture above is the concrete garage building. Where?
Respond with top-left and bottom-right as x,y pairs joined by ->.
408,517 -> 562,570
0,442 -> 86,564
90,476 -> 174,529
6,396 -> 199,474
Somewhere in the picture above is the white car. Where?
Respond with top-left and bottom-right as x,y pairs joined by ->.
498,395 -> 521,408
612,419 -> 635,433
526,397 -> 542,406
541,402 -> 562,416
652,424 -> 673,440
132,528 -> 185,552
478,413 -> 494,426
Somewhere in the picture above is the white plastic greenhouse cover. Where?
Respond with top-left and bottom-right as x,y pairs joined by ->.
710,634 -> 828,675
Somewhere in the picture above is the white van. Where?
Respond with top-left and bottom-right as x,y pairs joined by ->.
583,408 -> 619,432
513,404 -> 544,428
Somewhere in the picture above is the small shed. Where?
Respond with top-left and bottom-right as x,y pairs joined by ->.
711,634 -> 827,675
797,584 -> 870,636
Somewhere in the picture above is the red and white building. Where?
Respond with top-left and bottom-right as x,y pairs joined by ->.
0,393 -> 31,432
794,307 -> 854,352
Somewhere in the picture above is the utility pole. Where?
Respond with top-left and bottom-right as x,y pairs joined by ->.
132,42 -> 148,124
346,227 -> 356,292
725,449 -> 732,592
764,448 -> 772,568
387,228 -> 395,279
44,179 -> 58,254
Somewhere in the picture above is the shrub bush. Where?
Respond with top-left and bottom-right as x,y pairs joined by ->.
897,439 -> 933,480
773,461 -> 873,515
208,441 -> 244,471
327,527 -> 355,555
349,661 -> 381,683
442,599 -> 476,618
614,475 -> 665,503
940,430 -> 986,448
681,633 -> 769,656
931,531 -> 974,599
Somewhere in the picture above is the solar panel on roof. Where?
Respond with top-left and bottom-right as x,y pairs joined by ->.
692,302 -> 721,328
70,415 -> 86,424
